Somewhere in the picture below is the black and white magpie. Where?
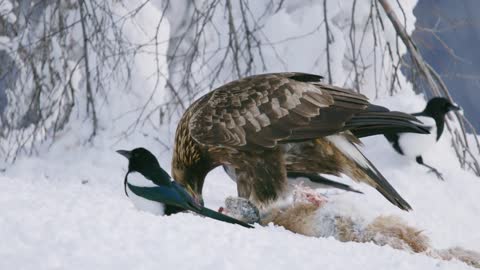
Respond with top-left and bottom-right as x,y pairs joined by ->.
384,97 -> 460,180
117,147 -> 253,228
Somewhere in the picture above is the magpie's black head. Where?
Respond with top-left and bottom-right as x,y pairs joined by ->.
424,97 -> 460,117
117,147 -> 160,175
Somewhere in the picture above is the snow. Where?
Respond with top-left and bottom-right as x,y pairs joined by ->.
161,0 -> 419,101
1,0 -> 480,269
2,92 -> 480,270
0,0 -> 16,23
0,35 -> 11,51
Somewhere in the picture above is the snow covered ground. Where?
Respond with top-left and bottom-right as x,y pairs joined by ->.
1,95 -> 480,270
1,0 -> 480,269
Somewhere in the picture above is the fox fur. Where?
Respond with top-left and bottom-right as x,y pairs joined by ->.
223,193 -> 480,269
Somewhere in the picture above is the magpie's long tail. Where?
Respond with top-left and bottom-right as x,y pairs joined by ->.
126,184 -> 253,228
197,207 -> 254,228
346,104 -> 430,138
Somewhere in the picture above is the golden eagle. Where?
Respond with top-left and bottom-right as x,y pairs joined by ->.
171,73 -> 427,210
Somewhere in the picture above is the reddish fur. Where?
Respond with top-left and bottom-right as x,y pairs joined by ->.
259,202 -> 480,268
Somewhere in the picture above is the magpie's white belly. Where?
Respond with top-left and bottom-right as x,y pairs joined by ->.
397,116 -> 437,158
126,172 -> 165,215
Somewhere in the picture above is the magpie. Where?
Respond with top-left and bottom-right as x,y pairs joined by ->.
117,147 -> 253,228
383,97 -> 460,180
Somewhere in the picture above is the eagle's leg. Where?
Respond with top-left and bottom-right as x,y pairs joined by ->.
236,172 -> 253,199
234,166 -> 288,207
415,156 -> 445,181
233,148 -> 288,207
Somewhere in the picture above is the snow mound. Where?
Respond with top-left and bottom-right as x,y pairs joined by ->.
2,94 -> 480,269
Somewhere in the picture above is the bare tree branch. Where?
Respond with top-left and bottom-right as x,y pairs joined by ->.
378,0 -> 480,176
323,0 -> 332,84
79,0 -> 98,141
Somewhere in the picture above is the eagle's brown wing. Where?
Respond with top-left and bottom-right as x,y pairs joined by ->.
188,72 -> 418,211
189,72 -> 369,148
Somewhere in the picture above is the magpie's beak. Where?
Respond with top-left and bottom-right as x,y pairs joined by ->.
116,149 -> 131,159
449,104 -> 461,111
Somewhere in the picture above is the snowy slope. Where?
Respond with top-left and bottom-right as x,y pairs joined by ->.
1,94 -> 480,270
1,0 -> 480,269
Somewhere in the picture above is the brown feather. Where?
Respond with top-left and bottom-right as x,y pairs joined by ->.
189,73 -> 367,149
173,72 -> 420,209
